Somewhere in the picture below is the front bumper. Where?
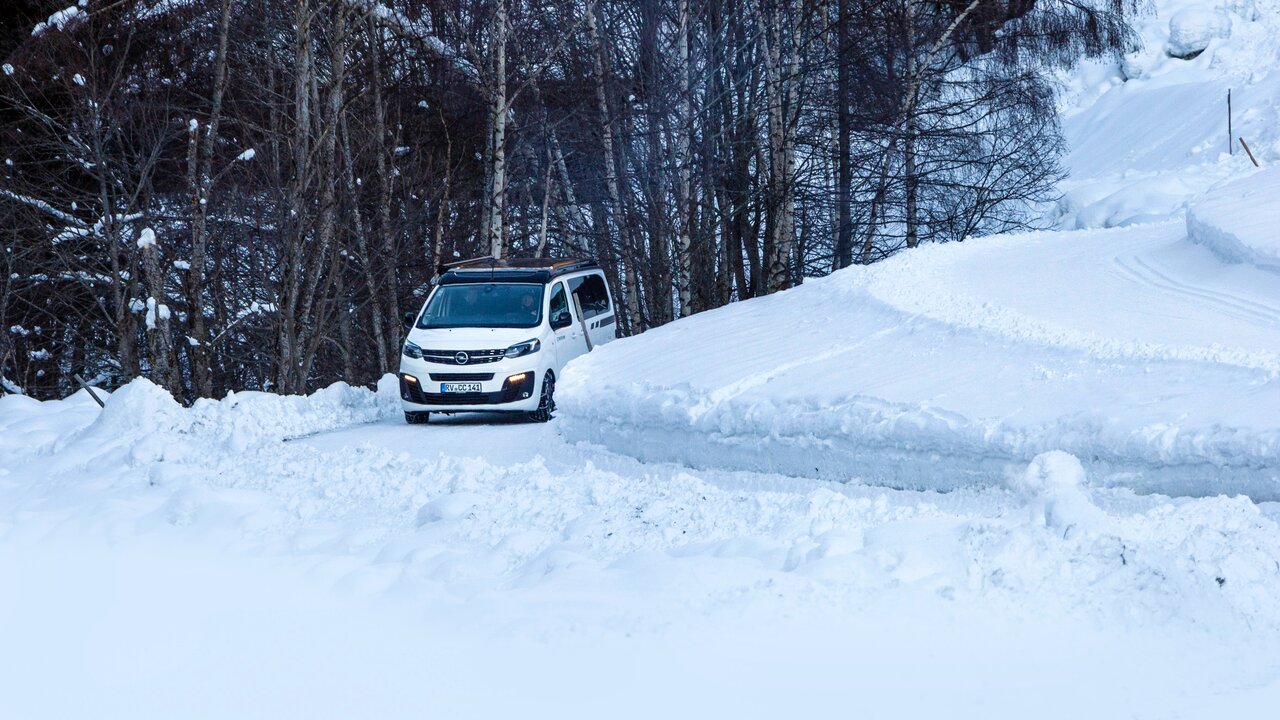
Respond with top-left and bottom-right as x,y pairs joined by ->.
399,368 -> 539,412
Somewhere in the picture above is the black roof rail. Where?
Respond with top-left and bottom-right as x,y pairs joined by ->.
438,256 -> 600,283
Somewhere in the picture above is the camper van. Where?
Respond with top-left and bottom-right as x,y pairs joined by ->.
398,257 -> 617,424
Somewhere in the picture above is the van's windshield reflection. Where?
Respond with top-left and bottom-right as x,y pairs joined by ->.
417,283 -> 544,329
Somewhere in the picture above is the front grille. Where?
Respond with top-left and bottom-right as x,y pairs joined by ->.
420,348 -> 505,365
419,391 -> 497,405
428,372 -> 494,381
401,372 -> 536,407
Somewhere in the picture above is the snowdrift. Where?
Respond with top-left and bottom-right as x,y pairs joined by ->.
1187,167 -> 1280,272
559,222 -> 1280,499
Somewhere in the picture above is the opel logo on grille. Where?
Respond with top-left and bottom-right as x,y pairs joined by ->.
454,351 -> 469,365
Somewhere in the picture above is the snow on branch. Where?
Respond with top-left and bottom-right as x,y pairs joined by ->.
340,0 -> 479,84
32,5 -> 86,36
0,189 -> 88,228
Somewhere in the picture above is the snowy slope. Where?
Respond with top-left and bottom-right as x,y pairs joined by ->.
560,0 -> 1280,500
1057,0 -> 1280,228
560,220 -> 1280,498
1187,166 -> 1280,270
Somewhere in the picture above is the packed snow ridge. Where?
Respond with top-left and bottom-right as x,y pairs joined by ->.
1187,166 -> 1280,271
559,218 -> 1280,499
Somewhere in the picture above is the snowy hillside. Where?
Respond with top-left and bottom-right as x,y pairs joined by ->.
560,216 -> 1280,498
558,0 -> 1280,500
1057,0 -> 1280,227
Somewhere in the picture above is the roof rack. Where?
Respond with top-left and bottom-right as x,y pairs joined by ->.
437,255 -> 599,283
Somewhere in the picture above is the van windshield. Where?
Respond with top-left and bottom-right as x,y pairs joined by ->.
417,283 -> 544,329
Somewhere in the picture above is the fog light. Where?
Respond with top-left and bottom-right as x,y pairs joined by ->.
404,374 -> 419,384
505,372 -> 528,384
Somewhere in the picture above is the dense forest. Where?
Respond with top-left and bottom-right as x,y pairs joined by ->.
0,0 -> 1135,399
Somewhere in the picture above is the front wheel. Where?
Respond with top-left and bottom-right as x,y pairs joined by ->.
527,372 -> 555,423
405,411 -> 431,425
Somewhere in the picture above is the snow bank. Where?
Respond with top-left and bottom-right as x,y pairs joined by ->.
32,375 -> 403,472
1187,168 -> 1280,272
560,222 -> 1280,499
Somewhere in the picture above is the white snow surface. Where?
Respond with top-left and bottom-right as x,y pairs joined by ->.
31,5 -> 85,36
1187,166 -> 1280,271
4,380 -> 1280,717
561,220 -> 1280,500
1057,0 -> 1280,229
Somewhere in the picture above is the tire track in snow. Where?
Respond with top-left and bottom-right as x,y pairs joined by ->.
1111,252 -> 1280,327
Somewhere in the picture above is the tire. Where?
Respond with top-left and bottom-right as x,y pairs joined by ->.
405,411 -> 431,425
527,372 -> 555,423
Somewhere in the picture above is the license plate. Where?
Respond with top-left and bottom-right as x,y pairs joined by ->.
440,382 -> 482,393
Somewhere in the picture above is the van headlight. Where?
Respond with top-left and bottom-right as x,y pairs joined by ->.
403,340 -> 424,359
504,338 -> 541,358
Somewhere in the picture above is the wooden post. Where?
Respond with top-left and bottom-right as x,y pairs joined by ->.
73,373 -> 105,408
1240,137 -> 1260,167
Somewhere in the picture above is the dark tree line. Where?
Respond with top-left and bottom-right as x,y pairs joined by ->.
0,0 -> 1134,399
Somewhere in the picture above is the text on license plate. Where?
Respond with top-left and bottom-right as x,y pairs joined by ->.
440,382 -> 482,393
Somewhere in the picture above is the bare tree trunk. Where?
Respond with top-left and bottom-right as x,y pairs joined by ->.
674,0 -> 694,317
759,1 -> 796,294
586,3 -> 640,333
431,124 -> 454,279
833,0 -> 853,270
183,0 -> 233,398
368,20 -> 402,363
903,0 -> 920,249
340,113 -> 389,373
335,267 -> 356,382
485,0 -> 509,259
536,148 -> 554,257
294,2 -> 347,389
139,228 -> 177,395
278,0 -> 314,392
859,0 -> 985,263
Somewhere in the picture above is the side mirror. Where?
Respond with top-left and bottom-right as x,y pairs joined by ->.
550,309 -> 572,330
403,310 -> 416,328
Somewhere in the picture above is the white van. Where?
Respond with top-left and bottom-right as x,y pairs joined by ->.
398,257 -> 617,424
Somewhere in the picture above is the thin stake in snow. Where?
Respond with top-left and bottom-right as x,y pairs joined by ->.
73,373 -> 104,407
1240,137 -> 1260,167
1228,88 -> 1233,155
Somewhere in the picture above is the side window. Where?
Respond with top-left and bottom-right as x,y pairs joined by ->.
569,274 -> 611,319
549,283 -> 571,329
